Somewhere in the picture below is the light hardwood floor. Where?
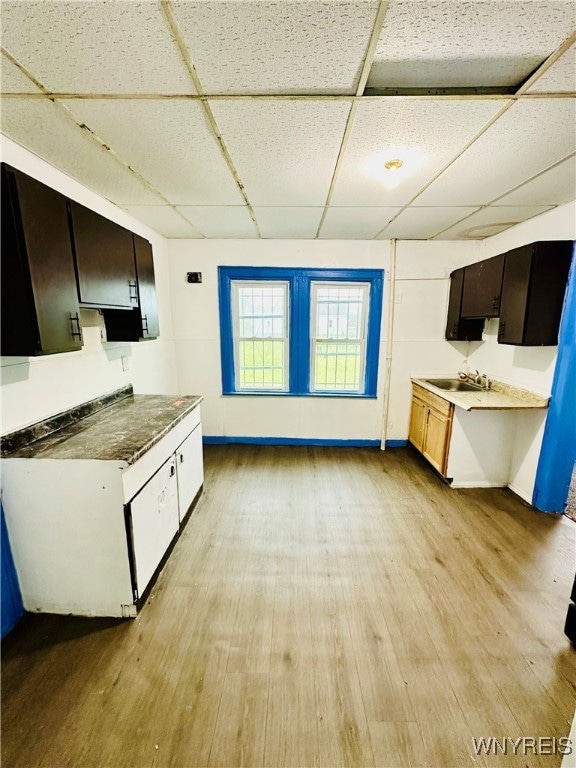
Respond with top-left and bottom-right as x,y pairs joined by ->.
2,445 -> 575,768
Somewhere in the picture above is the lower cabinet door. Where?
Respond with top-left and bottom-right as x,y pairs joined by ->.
130,456 -> 179,595
408,397 -> 427,452
176,425 -> 204,522
422,408 -> 452,475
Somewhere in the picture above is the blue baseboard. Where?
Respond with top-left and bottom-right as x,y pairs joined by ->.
203,436 -> 409,448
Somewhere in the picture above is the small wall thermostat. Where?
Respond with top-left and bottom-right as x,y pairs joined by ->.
186,272 -> 202,283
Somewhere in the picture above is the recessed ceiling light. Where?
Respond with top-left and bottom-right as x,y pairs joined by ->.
384,159 -> 403,170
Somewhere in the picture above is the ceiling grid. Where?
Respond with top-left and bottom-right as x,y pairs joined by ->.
0,0 -> 574,240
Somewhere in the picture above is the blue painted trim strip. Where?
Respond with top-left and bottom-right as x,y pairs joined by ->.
203,436 -> 382,447
385,439 -> 409,447
533,244 -> 576,513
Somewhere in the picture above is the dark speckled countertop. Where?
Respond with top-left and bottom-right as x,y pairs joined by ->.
2,390 -> 203,464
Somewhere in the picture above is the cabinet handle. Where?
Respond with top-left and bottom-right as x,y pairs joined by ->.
142,314 -> 149,335
129,281 -> 138,302
69,312 -> 82,340
179,453 -> 184,464
170,464 -> 176,477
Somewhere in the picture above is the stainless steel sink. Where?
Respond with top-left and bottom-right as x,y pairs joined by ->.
424,378 -> 483,392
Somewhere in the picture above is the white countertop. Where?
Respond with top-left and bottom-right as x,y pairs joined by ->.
411,377 -> 549,412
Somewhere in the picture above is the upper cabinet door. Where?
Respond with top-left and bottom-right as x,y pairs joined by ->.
69,202 -> 138,309
134,235 -> 159,339
461,254 -> 504,318
445,268 -> 484,342
499,241 -> 573,346
1,165 -> 82,355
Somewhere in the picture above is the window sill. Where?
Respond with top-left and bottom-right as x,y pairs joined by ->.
222,390 -> 377,399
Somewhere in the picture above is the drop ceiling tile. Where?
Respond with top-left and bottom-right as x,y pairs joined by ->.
527,44 -> 576,93
0,1 -> 194,94
59,99 -> 243,205
495,156 -> 576,206
177,207 -> 258,238
209,100 -> 351,206
416,99 -> 576,206
319,207 -> 400,239
331,99 -> 503,207
121,206 -> 203,239
369,1 -> 576,87
1,98 -> 161,205
171,1 -> 379,95
379,207 -> 481,240
1,53 -> 41,93
253,207 -> 323,239
435,205 -> 554,240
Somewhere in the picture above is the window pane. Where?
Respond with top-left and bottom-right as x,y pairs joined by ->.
315,286 -> 365,340
311,282 -> 369,393
313,342 -> 362,391
233,281 -> 288,390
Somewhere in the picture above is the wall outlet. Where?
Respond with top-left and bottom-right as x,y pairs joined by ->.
121,356 -> 130,372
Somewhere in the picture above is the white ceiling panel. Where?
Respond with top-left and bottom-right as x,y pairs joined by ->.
0,1 -> 194,94
171,1 -> 379,95
369,1 -> 576,88
378,207 -> 481,240
527,44 -> 576,93
416,99 -> 576,206
254,208 -> 324,239
59,99 -> 243,206
177,207 -> 258,238
1,98 -> 161,205
0,53 -> 42,93
121,206 -> 203,239
435,205 -> 555,240
495,155 -> 576,206
331,99 -> 503,206
210,100 -> 351,206
319,207 -> 400,239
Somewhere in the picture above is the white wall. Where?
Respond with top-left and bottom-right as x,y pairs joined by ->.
0,138 -> 178,435
169,239 -> 392,439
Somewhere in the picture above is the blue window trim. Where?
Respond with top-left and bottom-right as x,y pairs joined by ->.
218,266 -> 384,397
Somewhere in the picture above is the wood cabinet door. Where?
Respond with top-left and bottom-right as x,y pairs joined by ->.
461,254 -> 504,318
445,268 -> 465,340
408,397 -> 427,452
134,235 -> 159,339
70,201 -> 137,308
129,457 -> 179,596
175,424 -> 204,522
4,167 -> 82,355
422,408 -> 452,475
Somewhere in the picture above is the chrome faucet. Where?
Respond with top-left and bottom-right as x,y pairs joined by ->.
478,373 -> 491,389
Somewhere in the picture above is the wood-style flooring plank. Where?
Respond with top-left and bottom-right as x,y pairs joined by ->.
2,445 -> 575,768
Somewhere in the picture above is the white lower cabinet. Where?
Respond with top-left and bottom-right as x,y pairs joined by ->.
2,406 -> 203,618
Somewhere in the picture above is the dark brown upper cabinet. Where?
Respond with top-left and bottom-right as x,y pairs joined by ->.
498,241 -> 573,346
102,235 -> 160,342
461,254 -> 504,318
445,267 -> 484,341
69,201 -> 138,309
1,164 -> 83,356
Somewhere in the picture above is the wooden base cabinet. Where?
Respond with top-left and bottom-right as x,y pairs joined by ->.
408,384 -> 454,476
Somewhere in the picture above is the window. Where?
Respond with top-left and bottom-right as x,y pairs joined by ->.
218,267 -> 384,397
